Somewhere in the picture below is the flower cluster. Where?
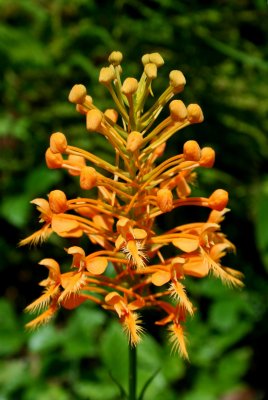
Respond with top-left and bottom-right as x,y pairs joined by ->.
21,51 -> 243,359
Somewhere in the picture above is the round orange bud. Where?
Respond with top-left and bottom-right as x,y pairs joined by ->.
157,188 -> 173,212
141,53 -> 150,65
148,52 -> 164,67
80,166 -> 98,190
153,142 -> 166,158
68,84 -> 87,104
144,63 -> 157,79
76,104 -> 88,115
45,148 -> 63,169
208,189 -> 229,211
199,147 -> 215,168
169,70 -> 186,93
104,108 -> 118,123
187,104 -> 204,123
169,100 -> 187,121
126,131 -> 143,152
86,109 -> 103,132
67,155 -> 86,176
121,77 -> 138,95
183,140 -> 201,161
48,190 -> 68,213
50,132 -> 67,154
108,51 -> 123,66
99,66 -> 115,85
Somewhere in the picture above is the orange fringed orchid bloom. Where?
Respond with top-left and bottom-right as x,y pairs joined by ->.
21,51 -> 243,359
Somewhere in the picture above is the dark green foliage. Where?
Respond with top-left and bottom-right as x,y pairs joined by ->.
1,0 -> 268,399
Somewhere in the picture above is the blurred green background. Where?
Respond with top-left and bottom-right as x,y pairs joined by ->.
1,1 -> 268,399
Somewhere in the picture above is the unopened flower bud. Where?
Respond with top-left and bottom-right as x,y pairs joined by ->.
208,189 -> 228,211
157,188 -> 173,212
86,109 -> 103,132
144,63 -> 157,79
45,148 -> 63,169
67,155 -> 86,176
108,51 -> 123,66
142,53 -> 164,67
183,140 -> 201,161
169,100 -> 187,121
187,104 -> 204,123
141,54 -> 150,65
76,104 -> 88,115
68,84 -> 87,104
153,142 -> 166,158
50,132 -> 67,154
169,70 -> 186,93
126,131 -> 143,152
199,147 -> 215,168
80,166 -> 98,190
104,108 -> 118,123
175,174 -> 191,198
99,66 -> 116,85
121,77 -> 138,95
48,190 -> 68,213
148,53 -> 164,67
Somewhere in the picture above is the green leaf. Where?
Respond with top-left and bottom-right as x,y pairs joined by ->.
0,299 -> 25,356
62,304 -> 106,359
0,359 -> 30,396
73,380 -> 119,400
27,324 -> 62,354
138,367 -> 161,400
24,383 -> 71,400
216,347 -> 252,384
100,321 -> 128,393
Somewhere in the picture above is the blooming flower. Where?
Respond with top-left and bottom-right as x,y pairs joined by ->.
21,51 -> 243,358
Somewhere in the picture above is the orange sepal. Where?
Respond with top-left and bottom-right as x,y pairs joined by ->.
61,293 -> 87,309
183,259 -> 209,278
51,215 -> 83,237
86,257 -> 108,275
172,237 -> 199,253
152,270 -> 171,286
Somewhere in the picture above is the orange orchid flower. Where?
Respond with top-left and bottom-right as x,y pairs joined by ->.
21,51 -> 243,358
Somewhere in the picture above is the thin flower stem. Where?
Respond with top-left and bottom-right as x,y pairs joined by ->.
129,344 -> 137,400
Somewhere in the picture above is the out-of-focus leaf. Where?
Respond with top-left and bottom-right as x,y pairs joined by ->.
24,383 -> 71,400
100,321 -> 128,392
27,324 -> 62,353
0,359 -> 30,396
62,304 -> 106,359
0,299 -> 25,356
73,381 -> 119,400
216,347 -> 252,384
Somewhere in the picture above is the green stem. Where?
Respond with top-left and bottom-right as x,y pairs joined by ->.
129,345 -> 137,400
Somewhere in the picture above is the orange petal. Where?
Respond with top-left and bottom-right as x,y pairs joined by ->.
31,198 -> 50,211
115,235 -> 124,249
133,228 -> 147,240
61,293 -> 87,309
86,257 -> 108,275
25,302 -> 58,330
105,292 -> 122,305
52,215 -> 83,237
39,258 -> 60,278
66,246 -> 86,257
183,259 -> 209,278
172,237 -> 199,252
152,270 -> 171,286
